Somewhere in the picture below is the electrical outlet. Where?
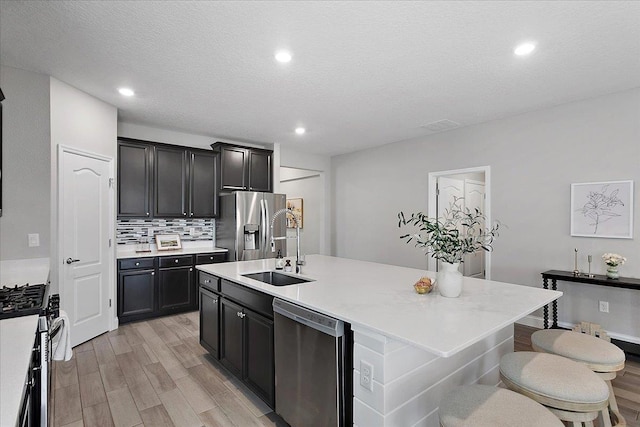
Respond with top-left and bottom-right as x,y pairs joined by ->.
28,233 -> 40,247
360,360 -> 374,392
599,301 -> 609,313
189,227 -> 196,236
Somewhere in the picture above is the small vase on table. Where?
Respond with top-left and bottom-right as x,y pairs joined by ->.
606,265 -> 619,280
437,262 -> 463,298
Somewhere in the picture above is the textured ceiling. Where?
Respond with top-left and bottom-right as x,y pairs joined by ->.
1,1 -> 639,156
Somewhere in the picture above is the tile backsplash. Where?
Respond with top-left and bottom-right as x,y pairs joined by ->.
116,218 -> 215,245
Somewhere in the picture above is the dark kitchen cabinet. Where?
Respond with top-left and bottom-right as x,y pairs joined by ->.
202,275 -> 275,408
118,251 -> 227,324
118,141 -> 153,218
199,284 -> 220,358
117,138 -> 218,219
189,151 -> 218,217
158,255 -> 194,311
220,298 -> 245,377
211,142 -> 273,192
244,309 -> 274,406
154,146 -> 188,218
117,258 -> 156,323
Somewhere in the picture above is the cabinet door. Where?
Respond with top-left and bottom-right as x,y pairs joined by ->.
118,269 -> 155,318
199,287 -> 220,359
118,141 -> 152,217
247,150 -> 272,192
244,309 -> 275,407
219,146 -> 247,191
154,146 -> 187,217
158,266 -> 193,311
220,298 -> 244,377
189,150 -> 217,217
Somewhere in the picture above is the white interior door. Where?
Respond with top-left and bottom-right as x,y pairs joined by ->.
59,147 -> 113,347
463,180 -> 486,278
436,177 -> 464,272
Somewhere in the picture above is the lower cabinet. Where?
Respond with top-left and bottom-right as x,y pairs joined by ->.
118,252 -> 226,324
200,286 -> 220,358
118,269 -> 155,318
201,274 -> 275,408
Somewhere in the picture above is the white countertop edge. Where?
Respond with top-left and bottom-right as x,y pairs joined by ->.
196,256 -> 562,358
0,315 -> 39,427
117,246 -> 228,259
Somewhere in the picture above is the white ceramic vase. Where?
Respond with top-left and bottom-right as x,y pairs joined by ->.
437,262 -> 463,298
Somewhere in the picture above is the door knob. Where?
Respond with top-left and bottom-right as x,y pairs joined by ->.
66,258 -> 80,264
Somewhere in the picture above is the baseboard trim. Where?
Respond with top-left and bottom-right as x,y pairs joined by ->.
517,315 -> 640,358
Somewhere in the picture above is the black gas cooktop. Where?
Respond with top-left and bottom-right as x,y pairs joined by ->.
0,283 -> 48,319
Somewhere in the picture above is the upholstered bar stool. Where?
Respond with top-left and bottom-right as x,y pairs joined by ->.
500,352 -> 611,427
439,384 -> 563,427
531,328 -> 626,426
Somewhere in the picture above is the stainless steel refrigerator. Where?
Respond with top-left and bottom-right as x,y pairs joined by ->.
216,192 -> 287,261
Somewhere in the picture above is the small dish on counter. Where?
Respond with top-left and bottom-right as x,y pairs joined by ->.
414,277 -> 434,294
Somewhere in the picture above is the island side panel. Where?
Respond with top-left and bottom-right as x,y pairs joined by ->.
352,324 -> 514,427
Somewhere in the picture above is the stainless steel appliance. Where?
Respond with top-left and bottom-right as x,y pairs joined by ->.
273,298 -> 348,427
216,192 -> 286,261
3,284 -> 60,427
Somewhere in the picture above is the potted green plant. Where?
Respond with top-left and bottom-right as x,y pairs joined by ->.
398,198 -> 499,297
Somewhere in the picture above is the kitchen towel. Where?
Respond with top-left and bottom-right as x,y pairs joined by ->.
51,310 -> 73,361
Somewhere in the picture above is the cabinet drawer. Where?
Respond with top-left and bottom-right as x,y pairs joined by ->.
199,272 -> 220,292
159,255 -> 193,268
118,257 -> 155,270
196,253 -> 227,265
221,279 -> 273,318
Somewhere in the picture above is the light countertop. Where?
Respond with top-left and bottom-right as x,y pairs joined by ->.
197,255 -> 562,357
0,315 -> 39,427
0,257 -> 50,286
117,244 -> 228,259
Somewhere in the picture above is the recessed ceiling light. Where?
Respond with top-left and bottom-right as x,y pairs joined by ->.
295,127 -> 306,135
118,87 -> 135,97
275,50 -> 292,63
514,42 -> 536,56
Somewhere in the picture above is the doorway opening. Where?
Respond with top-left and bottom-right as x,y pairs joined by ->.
427,166 -> 492,279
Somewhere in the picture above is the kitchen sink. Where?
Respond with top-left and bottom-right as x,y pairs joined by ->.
242,271 -> 312,286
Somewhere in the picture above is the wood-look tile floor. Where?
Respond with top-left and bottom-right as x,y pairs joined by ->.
55,316 -> 640,427
515,324 -> 640,427
52,312 -> 287,427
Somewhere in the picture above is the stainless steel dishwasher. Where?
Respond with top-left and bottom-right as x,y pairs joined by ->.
273,298 -> 348,427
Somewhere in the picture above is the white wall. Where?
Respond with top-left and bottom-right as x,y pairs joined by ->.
49,77 -> 118,293
281,148 -> 332,255
332,88 -> 640,340
0,66 -> 51,261
281,167 -> 322,256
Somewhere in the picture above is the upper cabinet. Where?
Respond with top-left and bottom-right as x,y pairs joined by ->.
118,138 -> 218,219
118,140 -> 153,218
211,142 -> 273,193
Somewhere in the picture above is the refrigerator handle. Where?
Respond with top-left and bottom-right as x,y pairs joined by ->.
260,199 -> 266,258
264,198 -> 271,255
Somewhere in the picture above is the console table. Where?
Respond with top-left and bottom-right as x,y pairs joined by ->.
541,270 -> 640,329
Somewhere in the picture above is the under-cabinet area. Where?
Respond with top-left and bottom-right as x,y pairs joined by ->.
117,252 -> 226,324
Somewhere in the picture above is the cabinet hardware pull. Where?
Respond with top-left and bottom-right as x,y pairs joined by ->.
183,212 -> 187,216
135,262 -> 140,266
146,212 -> 149,216
175,259 -> 179,263
190,268 -> 193,272
151,272 -> 155,276
204,279 -> 210,283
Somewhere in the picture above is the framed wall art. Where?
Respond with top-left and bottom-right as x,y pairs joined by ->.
286,198 -> 303,229
570,180 -> 633,239
155,233 -> 182,250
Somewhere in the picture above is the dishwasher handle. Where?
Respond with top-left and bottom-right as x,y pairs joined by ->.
273,298 -> 344,338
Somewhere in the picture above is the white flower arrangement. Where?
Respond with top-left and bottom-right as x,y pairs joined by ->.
602,253 -> 626,267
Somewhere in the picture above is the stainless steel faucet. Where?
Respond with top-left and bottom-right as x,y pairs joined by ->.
270,208 -> 302,274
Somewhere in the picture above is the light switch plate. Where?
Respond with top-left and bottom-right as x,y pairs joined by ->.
28,233 -> 40,247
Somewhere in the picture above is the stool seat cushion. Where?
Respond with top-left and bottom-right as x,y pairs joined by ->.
440,385 -> 563,426
500,352 -> 609,405
531,330 -> 625,370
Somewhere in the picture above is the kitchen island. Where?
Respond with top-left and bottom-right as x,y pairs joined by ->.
197,255 -> 562,426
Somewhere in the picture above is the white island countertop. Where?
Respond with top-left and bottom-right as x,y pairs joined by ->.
197,255 -> 562,357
